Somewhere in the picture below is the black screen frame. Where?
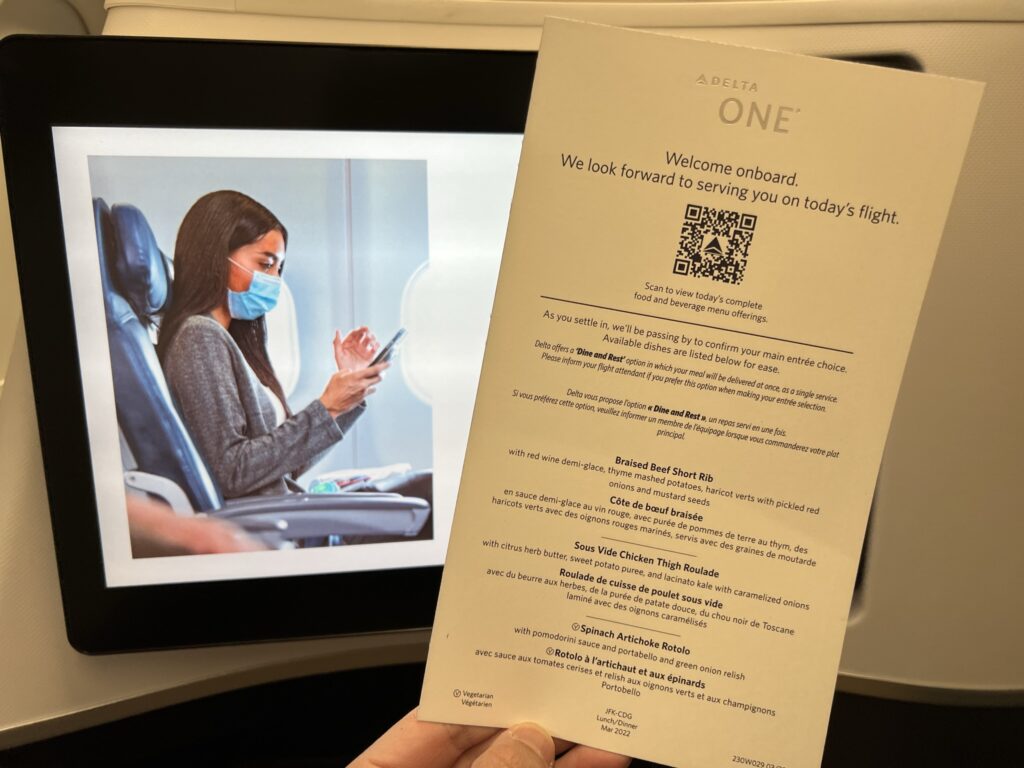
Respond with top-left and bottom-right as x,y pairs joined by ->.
0,34 -> 535,654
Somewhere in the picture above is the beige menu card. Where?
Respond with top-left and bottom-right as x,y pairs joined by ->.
421,19 -> 982,768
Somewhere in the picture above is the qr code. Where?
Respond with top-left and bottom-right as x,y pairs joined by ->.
674,203 -> 757,285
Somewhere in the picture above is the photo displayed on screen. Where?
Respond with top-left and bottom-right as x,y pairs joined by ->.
52,128 -> 521,586
90,156 -> 435,556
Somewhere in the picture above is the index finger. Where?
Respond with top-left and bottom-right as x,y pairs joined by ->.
349,708 -> 498,768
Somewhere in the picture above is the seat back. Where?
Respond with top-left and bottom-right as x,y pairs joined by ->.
94,198 -> 223,512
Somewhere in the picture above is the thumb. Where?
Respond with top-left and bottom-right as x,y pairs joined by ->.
473,724 -> 555,768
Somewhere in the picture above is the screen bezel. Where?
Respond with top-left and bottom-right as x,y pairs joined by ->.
0,34 -> 535,653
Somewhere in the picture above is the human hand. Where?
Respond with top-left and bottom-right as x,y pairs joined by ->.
127,495 -> 269,557
334,326 -> 379,372
319,362 -> 387,417
348,708 -> 632,768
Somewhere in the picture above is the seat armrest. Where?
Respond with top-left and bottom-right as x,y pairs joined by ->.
213,493 -> 430,538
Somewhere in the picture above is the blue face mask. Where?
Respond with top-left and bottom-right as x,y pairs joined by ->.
227,258 -> 282,320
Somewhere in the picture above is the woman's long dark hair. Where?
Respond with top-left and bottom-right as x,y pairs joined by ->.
158,190 -> 292,415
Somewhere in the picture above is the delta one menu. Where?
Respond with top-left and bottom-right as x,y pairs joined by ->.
421,19 -> 982,767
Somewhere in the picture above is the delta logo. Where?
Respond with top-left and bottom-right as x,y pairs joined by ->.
695,74 -> 758,92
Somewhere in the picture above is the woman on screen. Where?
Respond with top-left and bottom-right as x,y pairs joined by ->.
157,190 -> 387,498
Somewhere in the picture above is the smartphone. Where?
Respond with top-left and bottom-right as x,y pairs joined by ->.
370,328 -> 407,367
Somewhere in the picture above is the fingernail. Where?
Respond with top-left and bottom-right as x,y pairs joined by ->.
509,724 -> 553,763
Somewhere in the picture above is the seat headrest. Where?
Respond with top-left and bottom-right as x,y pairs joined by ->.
108,204 -> 170,322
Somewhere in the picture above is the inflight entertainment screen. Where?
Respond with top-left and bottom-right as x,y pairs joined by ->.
52,127 -> 521,586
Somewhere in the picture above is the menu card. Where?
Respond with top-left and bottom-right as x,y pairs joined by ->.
421,19 -> 982,768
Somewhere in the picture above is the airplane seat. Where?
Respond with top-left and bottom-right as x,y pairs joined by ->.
95,197 -> 222,512
92,196 -> 431,540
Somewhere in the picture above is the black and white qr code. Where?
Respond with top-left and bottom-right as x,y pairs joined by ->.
674,203 -> 757,285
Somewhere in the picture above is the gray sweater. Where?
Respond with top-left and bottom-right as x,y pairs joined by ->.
162,315 -> 362,498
